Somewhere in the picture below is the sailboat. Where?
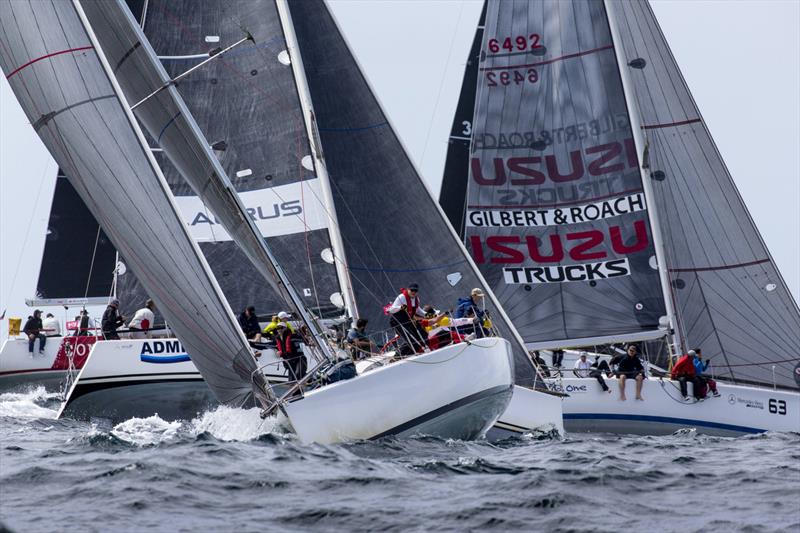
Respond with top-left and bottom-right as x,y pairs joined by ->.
0,0 -> 527,444
440,0 -> 799,435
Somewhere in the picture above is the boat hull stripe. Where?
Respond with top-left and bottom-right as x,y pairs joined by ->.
370,384 -> 512,440
564,413 -> 764,434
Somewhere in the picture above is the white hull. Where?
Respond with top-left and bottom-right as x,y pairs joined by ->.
284,337 -> 515,444
0,337 -> 72,392
487,385 -> 564,439
55,338 -> 288,422
555,377 -> 799,436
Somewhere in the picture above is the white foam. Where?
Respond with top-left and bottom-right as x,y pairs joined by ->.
189,405 -> 284,442
111,415 -> 182,446
0,386 -> 60,419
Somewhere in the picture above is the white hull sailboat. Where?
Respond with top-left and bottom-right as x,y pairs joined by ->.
439,0 -> 800,436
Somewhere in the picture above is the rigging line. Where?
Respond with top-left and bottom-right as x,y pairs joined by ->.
1,159 -> 51,306
417,0 -> 466,172
83,225 -> 102,299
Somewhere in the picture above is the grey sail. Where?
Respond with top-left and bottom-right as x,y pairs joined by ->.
464,0 -> 666,348
287,0 -> 540,385
0,0 -> 263,406
103,0 -> 343,316
611,0 -> 800,389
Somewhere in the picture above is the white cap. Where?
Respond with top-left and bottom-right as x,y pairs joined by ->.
277,311 -> 290,319
688,350 -> 697,356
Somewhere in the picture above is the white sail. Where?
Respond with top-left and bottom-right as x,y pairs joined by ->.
0,0 -> 265,407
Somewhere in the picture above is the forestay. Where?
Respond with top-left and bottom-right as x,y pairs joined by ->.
464,0 -> 666,347
286,0 -> 540,385
611,0 -> 800,389
86,0 -> 343,320
0,0 -> 264,406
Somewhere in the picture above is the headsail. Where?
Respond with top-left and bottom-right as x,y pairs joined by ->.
97,0 -> 345,321
0,0 -> 264,406
460,0 -> 666,349
286,0 -> 541,385
611,0 -> 800,389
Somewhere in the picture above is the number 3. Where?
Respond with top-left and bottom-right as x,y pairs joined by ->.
461,121 -> 472,136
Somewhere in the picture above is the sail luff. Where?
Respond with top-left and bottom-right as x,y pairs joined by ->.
81,0 -> 334,361
274,0 -> 358,320
604,0 -> 682,354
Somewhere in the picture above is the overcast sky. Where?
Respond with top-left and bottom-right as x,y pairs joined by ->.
1,0 -> 798,339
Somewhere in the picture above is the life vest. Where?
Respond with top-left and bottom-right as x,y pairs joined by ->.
276,333 -> 296,358
383,288 -> 419,319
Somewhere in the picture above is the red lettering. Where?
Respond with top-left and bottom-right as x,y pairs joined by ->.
471,157 -> 506,185
567,230 -> 607,261
487,236 -> 524,264
586,142 -> 624,176
624,137 -> 638,169
545,150 -> 584,182
526,235 -> 564,263
611,219 -> 649,254
508,157 -> 545,185
469,235 -> 485,264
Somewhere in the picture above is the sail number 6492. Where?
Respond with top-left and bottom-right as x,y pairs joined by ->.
486,69 -> 539,87
488,34 -> 543,53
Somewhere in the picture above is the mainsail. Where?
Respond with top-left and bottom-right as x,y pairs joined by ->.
0,0 -> 264,406
610,0 -> 800,389
460,0 -> 666,348
286,0 -> 541,384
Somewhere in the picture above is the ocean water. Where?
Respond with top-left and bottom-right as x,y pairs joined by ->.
1,388 -> 798,532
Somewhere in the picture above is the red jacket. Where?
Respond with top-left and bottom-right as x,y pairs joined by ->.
672,355 -> 696,377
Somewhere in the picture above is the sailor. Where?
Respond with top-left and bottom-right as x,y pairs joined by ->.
22,310 -> 46,356
74,309 -> 93,337
385,283 -> 428,355
128,299 -> 156,339
454,288 -> 488,338
238,306 -> 262,342
693,348 -> 720,398
263,311 -> 294,338
42,312 -> 61,337
101,299 -> 125,340
590,355 -> 612,393
573,352 -> 592,378
672,350 -> 701,401
275,322 -> 306,382
617,345 -> 645,401
347,318 -> 376,359
532,351 -> 551,378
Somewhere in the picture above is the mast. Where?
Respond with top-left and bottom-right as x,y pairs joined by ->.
274,0 -> 358,320
604,0 -> 683,355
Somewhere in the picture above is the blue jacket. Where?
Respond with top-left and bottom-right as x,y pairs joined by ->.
693,358 -> 708,376
454,297 -> 485,320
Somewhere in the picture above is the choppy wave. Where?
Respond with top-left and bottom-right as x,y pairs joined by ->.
0,386 -> 60,419
1,396 -> 798,533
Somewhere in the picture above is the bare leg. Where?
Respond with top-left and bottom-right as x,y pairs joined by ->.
635,374 -> 644,400
618,375 -> 627,401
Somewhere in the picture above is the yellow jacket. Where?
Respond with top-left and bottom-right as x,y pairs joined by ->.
263,319 -> 294,335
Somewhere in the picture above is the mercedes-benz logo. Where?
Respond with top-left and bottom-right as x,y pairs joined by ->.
727,394 -> 736,405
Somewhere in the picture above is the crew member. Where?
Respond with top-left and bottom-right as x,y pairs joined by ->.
101,299 -> 125,340
386,283 -> 427,355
